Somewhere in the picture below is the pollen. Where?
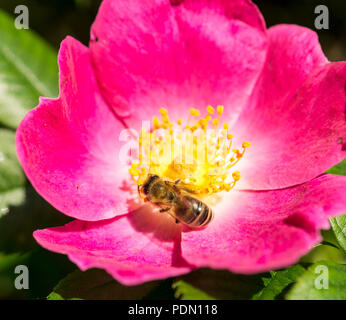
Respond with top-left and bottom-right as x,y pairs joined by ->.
129,105 -> 250,196
207,105 -> 214,114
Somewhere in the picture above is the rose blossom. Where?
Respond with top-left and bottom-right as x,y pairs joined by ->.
16,0 -> 346,285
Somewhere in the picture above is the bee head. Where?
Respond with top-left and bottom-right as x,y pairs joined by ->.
139,174 -> 159,196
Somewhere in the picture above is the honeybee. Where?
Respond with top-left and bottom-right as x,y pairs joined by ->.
138,174 -> 213,228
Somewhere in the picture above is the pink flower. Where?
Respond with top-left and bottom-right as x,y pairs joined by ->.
16,0 -> 346,285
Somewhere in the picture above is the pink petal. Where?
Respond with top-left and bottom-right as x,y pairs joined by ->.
89,0 -> 267,127
16,37 -> 133,221
181,174 -> 346,273
233,25 -> 345,189
33,204 -> 194,285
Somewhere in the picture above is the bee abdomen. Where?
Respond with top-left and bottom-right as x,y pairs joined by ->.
190,202 -> 213,227
175,196 -> 213,228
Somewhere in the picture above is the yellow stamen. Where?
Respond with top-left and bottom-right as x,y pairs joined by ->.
189,108 -> 200,116
159,108 -> 168,116
242,141 -> 251,148
232,171 -> 241,181
152,116 -> 160,129
212,119 -> 219,127
129,105 -> 250,196
217,105 -> 224,115
207,105 -> 214,114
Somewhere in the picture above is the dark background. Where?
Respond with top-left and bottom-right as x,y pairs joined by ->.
0,0 -> 345,299
0,0 -> 346,60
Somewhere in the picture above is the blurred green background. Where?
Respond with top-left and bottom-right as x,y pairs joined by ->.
0,0 -> 345,300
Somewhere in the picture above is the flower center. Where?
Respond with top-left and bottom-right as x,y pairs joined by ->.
129,106 -> 250,196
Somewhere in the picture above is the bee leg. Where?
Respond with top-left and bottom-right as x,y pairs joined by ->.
174,179 -> 181,185
137,184 -> 147,200
159,207 -> 170,213
175,219 -> 179,224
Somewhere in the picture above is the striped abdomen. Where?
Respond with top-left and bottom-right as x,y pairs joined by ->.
174,195 -> 213,228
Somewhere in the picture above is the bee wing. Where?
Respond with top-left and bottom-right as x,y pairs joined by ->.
162,178 -> 200,195
176,182 -> 201,195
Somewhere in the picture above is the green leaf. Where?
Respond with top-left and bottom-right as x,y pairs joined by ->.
252,265 -> 306,300
0,251 -> 30,272
326,159 -> 346,176
46,292 -> 65,300
321,228 -> 341,249
0,252 -> 30,299
0,10 -> 58,129
300,243 -> 346,264
173,280 -> 216,300
0,129 -> 25,191
325,159 -> 346,253
0,186 -> 72,253
0,249 -> 75,299
47,291 -> 82,300
0,188 -> 26,219
173,268 -> 264,300
330,216 -> 346,253
47,269 -> 161,300
286,261 -> 346,300
0,128 -> 26,216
